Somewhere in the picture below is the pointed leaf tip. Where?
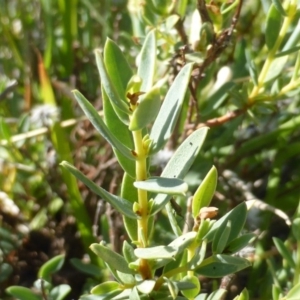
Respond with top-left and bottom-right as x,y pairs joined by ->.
150,63 -> 194,153
72,90 -> 135,161
61,161 -> 138,219
94,49 -> 131,115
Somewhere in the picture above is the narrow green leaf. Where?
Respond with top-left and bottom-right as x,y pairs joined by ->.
121,173 -> 138,241
201,82 -> 235,116
283,20 -> 300,51
166,15 -> 180,29
103,39 -> 132,125
181,275 -> 200,299
140,3 -> 158,34
273,237 -> 296,268
226,233 -> 256,254
164,277 -> 179,299
134,177 -> 188,195
134,232 -> 196,259
102,39 -> 135,174
129,87 -> 161,131
102,88 -> 135,177
151,127 -> 209,215
176,0 -> 188,18
195,254 -> 251,277
275,45 -> 300,58
165,199 -> 183,237
95,48 -> 130,115
150,63 -> 194,153
49,285 -> 71,300
265,3 -> 282,50
272,0 -> 287,16
192,166 -> 218,218
90,242 -> 134,274
135,245 -> 174,260
272,285 -> 281,300
138,30 -> 156,91
38,254 -> 65,282
212,221 -> 231,254
205,202 -> 247,244
116,271 -> 135,285
91,281 -> 121,295
162,251 -> 185,274
123,240 -> 137,264
130,287 -> 141,300
196,220 -> 213,244
114,289 -> 132,299
60,161 -> 138,219
73,90 -> 135,161
151,0 -> 173,15
245,50 -> 258,86
188,240 -> 207,270
104,39 -> 133,100
263,56 -> 288,83
5,286 -> 42,300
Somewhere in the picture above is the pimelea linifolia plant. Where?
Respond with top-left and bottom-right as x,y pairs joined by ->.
61,30 -> 252,300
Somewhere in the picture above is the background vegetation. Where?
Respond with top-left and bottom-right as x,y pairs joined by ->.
0,0 -> 300,299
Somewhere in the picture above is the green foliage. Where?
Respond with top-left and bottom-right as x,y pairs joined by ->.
59,33 -> 252,299
6,255 -> 71,300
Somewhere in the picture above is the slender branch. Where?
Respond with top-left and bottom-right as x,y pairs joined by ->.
223,169 -> 291,226
131,128 -> 152,280
132,129 -> 149,246
185,107 -> 247,133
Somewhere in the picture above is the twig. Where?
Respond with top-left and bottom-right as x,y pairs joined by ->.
195,0 -> 243,85
184,0 -> 244,133
222,169 -> 292,226
185,107 -> 246,135
174,17 -> 189,45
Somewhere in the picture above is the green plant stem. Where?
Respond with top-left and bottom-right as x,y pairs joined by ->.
248,0 -> 297,103
132,129 -> 149,245
132,129 -> 152,279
